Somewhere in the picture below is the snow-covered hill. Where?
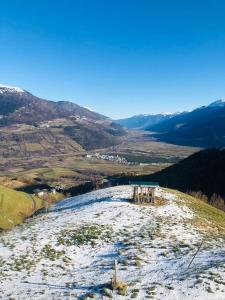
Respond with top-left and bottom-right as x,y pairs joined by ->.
0,186 -> 224,299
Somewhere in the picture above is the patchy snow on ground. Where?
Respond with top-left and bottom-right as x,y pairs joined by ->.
0,186 -> 225,299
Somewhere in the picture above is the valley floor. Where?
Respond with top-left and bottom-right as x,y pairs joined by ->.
0,186 -> 224,299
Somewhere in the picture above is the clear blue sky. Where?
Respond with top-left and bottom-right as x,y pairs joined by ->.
1,0 -> 225,118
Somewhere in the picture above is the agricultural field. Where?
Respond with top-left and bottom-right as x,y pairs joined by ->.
0,129 -> 199,191
102,130 -> 200,163
0,156 -> 168,191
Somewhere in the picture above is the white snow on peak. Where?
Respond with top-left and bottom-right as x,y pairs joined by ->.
84,106 -> 94,112
160,111 -> 173,116
0,84 -> 25,94
208,99 -> 225,107
133,113 -> 174,117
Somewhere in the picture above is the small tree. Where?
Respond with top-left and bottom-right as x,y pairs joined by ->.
42,193 -> 53,213
210,193 -> 225,211
188,190 -> 208,202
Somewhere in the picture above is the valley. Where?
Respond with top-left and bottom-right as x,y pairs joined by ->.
0,85 -> 200,196
117,100 -> 225,148
0,127 -> 198,192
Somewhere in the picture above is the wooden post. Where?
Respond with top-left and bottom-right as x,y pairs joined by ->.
112,259 -> 118,288
135,186 -> 137,202
135,187 -> 137,202
140,187 -> 142,202
137,186 -> 139,202
114,259 -> 118,284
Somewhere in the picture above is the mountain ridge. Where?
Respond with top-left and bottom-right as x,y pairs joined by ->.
142,100 -> 225,147
0,84 -> 107,125
148,109 -> 225,147
0,84 -> 127,151
115,112 -> 181,129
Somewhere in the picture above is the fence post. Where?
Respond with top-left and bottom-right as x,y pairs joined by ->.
114,259 -> 118,285
111,259 -> 118,288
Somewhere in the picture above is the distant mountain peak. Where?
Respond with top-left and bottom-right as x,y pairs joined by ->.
0,84 -> 25,94
160,112 -> 173,116
208,99 -> 225,107
116,112 -> 181,129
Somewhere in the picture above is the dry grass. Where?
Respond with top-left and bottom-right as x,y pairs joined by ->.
111,280 -> 128,296
166,188 -> 225,237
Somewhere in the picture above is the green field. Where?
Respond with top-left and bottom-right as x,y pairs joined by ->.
0,186 -> 44,229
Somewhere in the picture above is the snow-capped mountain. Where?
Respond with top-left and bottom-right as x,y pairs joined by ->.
0,84 -> 25,94
208,99 -> 225,107
160,111 -> 173,116
115,112 -> 182,129
147,100 -> 225,147
0,84 -> 107,123
0,84 -> 126,150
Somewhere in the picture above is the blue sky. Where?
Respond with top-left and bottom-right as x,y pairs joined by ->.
1,0 -> 225,118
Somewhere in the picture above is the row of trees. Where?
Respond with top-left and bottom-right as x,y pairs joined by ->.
188,190 -> 225,211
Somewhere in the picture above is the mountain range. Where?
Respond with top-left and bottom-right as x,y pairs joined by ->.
2,84 -> 225,150
0,84 -> 126,152
117,100 -> 225,147
0,84 -> 106,125
116,112 -> 180,129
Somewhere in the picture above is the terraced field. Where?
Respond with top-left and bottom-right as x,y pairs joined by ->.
0,127 -> 85,158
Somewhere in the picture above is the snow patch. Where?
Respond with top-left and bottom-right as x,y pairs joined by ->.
0,84 -> 25,94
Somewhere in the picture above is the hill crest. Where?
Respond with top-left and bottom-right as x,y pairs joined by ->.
0,185 -> 224,299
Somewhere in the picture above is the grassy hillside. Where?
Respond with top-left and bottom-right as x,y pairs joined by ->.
0,186 -> 43,229
168,188 -> 225,237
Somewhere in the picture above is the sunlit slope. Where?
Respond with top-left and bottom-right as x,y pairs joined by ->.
166,188 -> 225,236
0,186 -> 43,229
